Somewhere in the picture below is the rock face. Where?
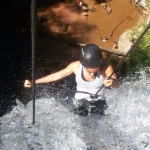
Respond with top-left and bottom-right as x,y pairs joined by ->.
118,32 -> 133,54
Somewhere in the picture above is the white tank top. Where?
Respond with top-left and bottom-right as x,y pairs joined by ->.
75,64 -> 105,101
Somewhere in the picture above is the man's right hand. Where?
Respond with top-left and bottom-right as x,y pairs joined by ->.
24,80 -> 31,88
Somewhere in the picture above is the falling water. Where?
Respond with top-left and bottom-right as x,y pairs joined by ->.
1,68 -> 150,150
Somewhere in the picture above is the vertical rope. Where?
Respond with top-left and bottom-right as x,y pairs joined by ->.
31,0 -> 36,124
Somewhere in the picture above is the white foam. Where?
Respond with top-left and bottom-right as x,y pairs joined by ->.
1,71 -> 150,149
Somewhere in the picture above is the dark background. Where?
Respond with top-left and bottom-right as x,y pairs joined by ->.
0,0 -> 32,116
0,0 -> 78,117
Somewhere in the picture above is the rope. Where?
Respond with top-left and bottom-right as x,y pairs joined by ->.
36,85 -> 96,95
31,0 -> 36,124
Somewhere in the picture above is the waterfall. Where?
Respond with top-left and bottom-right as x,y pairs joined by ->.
1,69 -> 150,150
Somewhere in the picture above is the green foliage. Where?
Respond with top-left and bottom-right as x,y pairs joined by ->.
146,0 -> 150,10
126,23 -> 150,73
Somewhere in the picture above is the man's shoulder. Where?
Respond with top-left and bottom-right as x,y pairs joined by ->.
68,61 -> 80,74
69,61 -> 80,68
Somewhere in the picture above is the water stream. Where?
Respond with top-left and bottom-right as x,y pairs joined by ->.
1,69 -> 150,150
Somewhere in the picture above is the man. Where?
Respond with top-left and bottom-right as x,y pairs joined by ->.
24,44 -> 119,115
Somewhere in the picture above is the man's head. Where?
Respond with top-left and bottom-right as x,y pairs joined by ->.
80,44 -> 104,68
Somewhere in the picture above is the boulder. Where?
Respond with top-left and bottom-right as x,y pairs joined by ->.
118,32 -> 133,54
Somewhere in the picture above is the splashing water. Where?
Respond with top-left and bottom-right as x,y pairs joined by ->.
1,71 -> 150,150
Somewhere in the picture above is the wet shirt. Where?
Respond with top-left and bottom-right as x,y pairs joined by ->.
75,64 -> 105,101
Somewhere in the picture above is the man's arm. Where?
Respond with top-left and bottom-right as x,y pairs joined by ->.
24,61 -> 77,88
103,64 -> 120,88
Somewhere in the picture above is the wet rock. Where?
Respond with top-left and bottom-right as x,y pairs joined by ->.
88,6 -> 96,12
130,0 -> 140,4
101,3 -> 107,9
107,7 -> 112,14
82,12 -> 88,16
101,37 -> 109,43
81,6 -> 89,12
76,0 -> 83,7
101,3 -> 112,14
118,32 -> 133,54
112,41 -> 118,49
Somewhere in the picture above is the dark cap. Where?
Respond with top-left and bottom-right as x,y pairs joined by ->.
80,44 -> 104,68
